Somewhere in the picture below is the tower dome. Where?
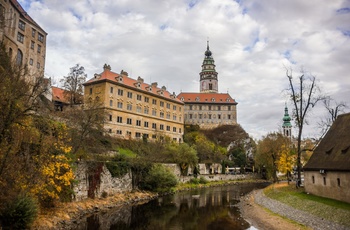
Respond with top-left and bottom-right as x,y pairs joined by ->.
282,105 -> 292,139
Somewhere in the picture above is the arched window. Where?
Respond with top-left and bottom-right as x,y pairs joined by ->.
16,49 -> 23,65
209,83 -> 213,90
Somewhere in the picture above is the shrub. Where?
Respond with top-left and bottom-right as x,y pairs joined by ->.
140,164 -> 178,193
199,176 -> 208,184
189,178 -> 200,184
0,194 -> 38,229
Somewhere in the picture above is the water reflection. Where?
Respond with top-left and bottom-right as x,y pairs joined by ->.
78,183 -> 269,230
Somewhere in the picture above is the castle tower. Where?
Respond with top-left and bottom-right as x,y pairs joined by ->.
282,105 -> 292,139
199,41 -> 218,93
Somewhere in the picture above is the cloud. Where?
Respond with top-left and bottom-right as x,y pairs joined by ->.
23,0 -> 350,139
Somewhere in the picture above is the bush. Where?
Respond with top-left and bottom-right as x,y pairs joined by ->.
0,195 -> 38,229
189,178 -> 200,184
199,176 -> 208,184
140,164 -> 178,193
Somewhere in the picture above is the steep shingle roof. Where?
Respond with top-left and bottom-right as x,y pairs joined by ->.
177,92 -> 237,104
52,86 -> 69,104
303,112 -> 350,171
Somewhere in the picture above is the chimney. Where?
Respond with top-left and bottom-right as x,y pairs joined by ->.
151,82 -> 158,88
161,86 -> 166,91
103,64 -> 111,71
137,76 -> 144,83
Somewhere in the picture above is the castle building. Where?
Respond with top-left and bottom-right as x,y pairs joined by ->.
177,42 -> 238,129
83,64 -> 184,142
282,105 -> 292,139
0,0 -> 47,78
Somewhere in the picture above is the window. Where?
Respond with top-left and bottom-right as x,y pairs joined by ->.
32,28 -> 36,37
189,114 -> 193,119
218,114 -> 221,119
118,89 -> 123,96
109,115 -> 112,121
137,94 -> 142,101
116,130 -> 122,135
166,126 -> 170,131
228,115 -> 231,119
31,41 -> 35,49
37,62 -> 40,69
117,102 -> 123,109
152,109 -> 157,116
337,178 -> 341,187
117,116 -> 122,123
37,44 -> 41,53
173,105 -> 177,110
110,87 -> 113,93
199,105 -> 202,110
228,106 -> 231,111
189,105 -> 193,110
173,127 -> 177,132
108,129 -> 112,133
166,103 -> 170,109
199,114 -> 202,119
323,177 -> 326,185
166,113 -> 170,119
208,106 -> 211,111
144,97 -> 149,103
209,114 -> 212,119
89,88 -> 92,95
173,115 -> 177,120
38,33 -> 44,42
312,176 -> 315,184
179,107 -> 182,112
152,99 -> 157,105
160,112 -> 164,118
144,107 -> 149,114
136,120 -> 141,126
29,58 -> 33,65
18,20 -> 25,30
17,32 -> 24,43
160,124 -> 164,130
136,106 -> 142,113
218,106 -> 221,111
152,123 -> 156,129
127,104 -> 132,111
135,132 -> 141,138
127,92 -> 133,98
126,131 -> 131,136
127,118 -> 132,125
179,128 -> 182,133
109,100 -> 113,107
144,121 -> 149,128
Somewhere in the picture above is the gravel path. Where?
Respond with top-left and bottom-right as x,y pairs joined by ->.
254,190 -> 350,230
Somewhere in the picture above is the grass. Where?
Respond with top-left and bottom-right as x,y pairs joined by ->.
264,183 -> 350,227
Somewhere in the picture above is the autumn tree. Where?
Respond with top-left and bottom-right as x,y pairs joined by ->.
255,132 -> 292,182
61,64 -> 86,106
286,68 -> 324,186
166,142 -> 198,176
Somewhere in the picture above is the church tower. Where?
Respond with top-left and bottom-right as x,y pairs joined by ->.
200,41 -> 218,93
282,105 -> 292,139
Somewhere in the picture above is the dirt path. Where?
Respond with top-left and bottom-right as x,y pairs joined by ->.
239,190 -> 311,230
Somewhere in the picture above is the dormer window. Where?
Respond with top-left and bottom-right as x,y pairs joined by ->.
180,97 -> 184,101
341,146 -> 350,154
226,98 -> 230,102
211,97 -> 215,102
195,97 -> 200,101
325,147 -> 333,155
134,82 -> 141,88
116,75 -> 123,82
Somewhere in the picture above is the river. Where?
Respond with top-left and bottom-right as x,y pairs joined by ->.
75,182 -> 269,230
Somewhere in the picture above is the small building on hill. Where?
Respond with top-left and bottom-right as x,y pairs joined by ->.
303,113 -> 350,203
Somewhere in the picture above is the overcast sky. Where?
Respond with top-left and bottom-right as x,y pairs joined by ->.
20,0 -> 350,140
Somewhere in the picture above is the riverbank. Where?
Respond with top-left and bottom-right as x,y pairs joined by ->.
239,182 -> 350,230
31,191 -> 157,229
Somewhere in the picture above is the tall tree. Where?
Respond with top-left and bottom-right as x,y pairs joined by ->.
286,68 -> 324,186
61,64 -> 86,106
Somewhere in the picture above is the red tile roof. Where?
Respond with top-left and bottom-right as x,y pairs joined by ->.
52,86 -> 69,104
177,92 -> 237,104
84,67 -> 183,103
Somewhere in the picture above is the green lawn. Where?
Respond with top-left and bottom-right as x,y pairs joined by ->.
264,183 -> 350,227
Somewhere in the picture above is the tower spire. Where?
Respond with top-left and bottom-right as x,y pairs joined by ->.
282,105 -> 292,139
200,41 -> 218,93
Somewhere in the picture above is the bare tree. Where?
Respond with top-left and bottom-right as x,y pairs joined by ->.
60,64 -> 87,106
286,67 -> 324,187
318,97 -> 347,135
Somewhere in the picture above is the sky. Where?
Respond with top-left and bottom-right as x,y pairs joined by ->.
20,0 -> 350,140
